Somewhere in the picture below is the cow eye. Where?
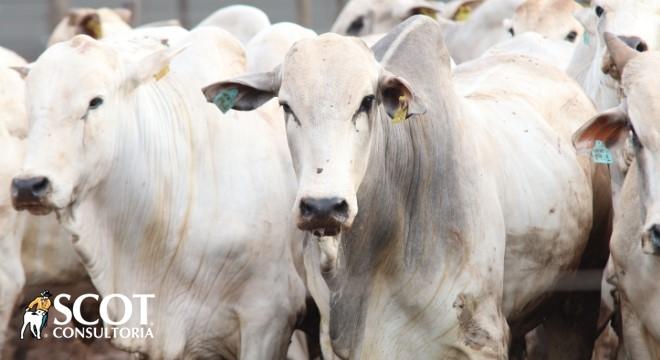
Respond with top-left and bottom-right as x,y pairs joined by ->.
347,16 -> 364,35
565,30 -> 578,42
89,97 -> 103,110
358,95 -> 375,113
508,27 -> 515,36
281,103 -> 292,114
595,6 -> 604,17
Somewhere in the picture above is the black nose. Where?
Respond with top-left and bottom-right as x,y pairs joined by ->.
11,177 -> 51,208
649,224 -> 660,249
300,197 -> 349,219
618,35 -> 649,52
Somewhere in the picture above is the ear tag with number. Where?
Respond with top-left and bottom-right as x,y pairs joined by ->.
213,88 -> 239,114
592,140 -> 613,164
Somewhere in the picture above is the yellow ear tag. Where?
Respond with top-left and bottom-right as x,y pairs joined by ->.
454,5 -> 472,21
87,18 -> 103,39
392,95 -> 408,124
154,65 -> 170,81
418,8 -> 437,20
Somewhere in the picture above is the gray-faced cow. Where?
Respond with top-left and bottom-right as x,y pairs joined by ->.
204,16 -> 609,358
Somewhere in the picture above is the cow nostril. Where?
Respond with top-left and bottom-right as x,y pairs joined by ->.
300,199 -> 315,217
650,225 -> 660,248
617,35 -> 648,53
32,177 -> 50,196
333,200 -> 349,215
636,41 -> 648,52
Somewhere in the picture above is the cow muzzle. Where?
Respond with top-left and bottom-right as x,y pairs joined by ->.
297,197 -> 350,236
602,35 -> 649,79
11,176 -> 53,215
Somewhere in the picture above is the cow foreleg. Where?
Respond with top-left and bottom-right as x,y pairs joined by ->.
535,288 -> 602,360
238,311 -> 296,360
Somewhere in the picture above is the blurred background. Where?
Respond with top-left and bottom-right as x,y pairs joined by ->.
0,0 -> 348,60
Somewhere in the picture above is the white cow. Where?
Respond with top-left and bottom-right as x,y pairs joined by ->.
246,23 -> 317,74
48,7 -> 132,46
567,0 -> 660,112
573,33 -> 660,360
11,29 -> 311,359
19,309 -> 46,340
331,0 -> 443,36
204,16 -> 607,358
0,49 -> 89,355
504,0 -> 583,42
0,48 -> 28,138
196,5 -> 271,44
332,0 -> 524,63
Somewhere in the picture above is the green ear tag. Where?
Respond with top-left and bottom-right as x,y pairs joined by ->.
591,140 -> 613,164
213,88 -> 239,114
583,32 -> 590,46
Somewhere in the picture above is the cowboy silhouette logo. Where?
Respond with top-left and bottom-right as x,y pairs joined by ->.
20,290 -> 52,340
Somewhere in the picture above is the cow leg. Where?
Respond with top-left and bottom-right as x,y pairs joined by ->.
537,164 -> 612,359
238,310 -> 295,360
536,288 -> 601,360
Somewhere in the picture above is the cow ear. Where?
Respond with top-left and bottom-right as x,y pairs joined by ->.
572,107 -> 630,152
378,71 -> 425,122
443,0 -> 483,21
202,70 -> 280,113
79,13 -> 103,39
406,4 -> 443,20
127,46 -> 187,89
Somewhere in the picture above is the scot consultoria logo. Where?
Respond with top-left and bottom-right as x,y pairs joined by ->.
19,290 -> 155,340
20,290 -> 52,340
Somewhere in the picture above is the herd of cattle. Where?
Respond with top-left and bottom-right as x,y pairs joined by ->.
0,0 -> 659,358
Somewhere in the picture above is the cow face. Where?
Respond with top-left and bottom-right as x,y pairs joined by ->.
203,34 -> 423,236
48,8 -> 132,47
11,35 -> 180,216
574,33 -> 660,254
331,0 -> 442,37
593,0 -> 660,79
507,0 -> 583,42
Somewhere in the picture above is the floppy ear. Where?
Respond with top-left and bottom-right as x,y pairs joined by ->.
378,70 -> 426,122
127,46 -> 187,89
572,107 -> 630,152
202,70 -> 280,113
79,13 -> 103,39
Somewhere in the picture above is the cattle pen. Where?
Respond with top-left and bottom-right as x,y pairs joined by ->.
0,0 -> 649,359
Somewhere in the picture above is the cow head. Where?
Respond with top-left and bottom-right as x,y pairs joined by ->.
203,34 -> 424,236
574,33 -> 660,254
331,0 -> 443,37
506,0 -> 583,42
591,0 -> 660,79
48,7 -> 132,46
11,35 -> 182,216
